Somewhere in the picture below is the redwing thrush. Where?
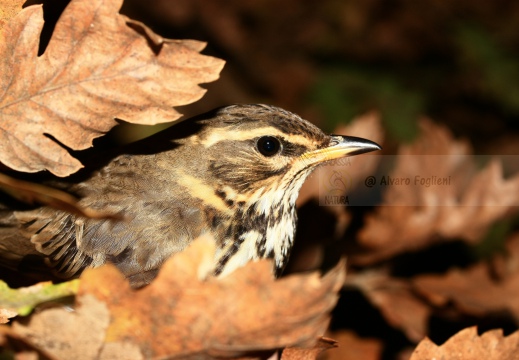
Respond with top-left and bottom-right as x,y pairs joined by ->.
0,104 -> 380,287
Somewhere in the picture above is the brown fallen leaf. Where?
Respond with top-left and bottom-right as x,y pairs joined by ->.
0,308 -> 16,324
413,260 -> 519,321
0,172 -> 119,219
0,0 -> 24,31
12,294 -> 111,360
0,0 -> 224,176
0,325 -> 57,360
356,119 -> 519,264
280,337 -> 338,360
77,235 -> 345,359
322,331 -> 382,360
345,269 -> 430,342
409,327 -> 519,360
492,233 -> 519,278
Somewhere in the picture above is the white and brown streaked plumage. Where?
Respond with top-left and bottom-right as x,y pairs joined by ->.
0,104 -> 380,287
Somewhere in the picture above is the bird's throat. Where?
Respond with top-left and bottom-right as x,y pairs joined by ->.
212,175 -> 307,278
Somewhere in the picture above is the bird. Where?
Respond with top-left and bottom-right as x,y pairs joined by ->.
0,104 -> 380,287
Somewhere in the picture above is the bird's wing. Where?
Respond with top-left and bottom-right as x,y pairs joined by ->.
4,189 -> 205,285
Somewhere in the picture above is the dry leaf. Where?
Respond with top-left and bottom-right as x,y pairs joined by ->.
77,236 -> 345,359
345,269 -> 430,342
411,233 -> 519,323
413,261 -> 519,320
323,331 -> 382,360
0,0 -> 24,31
0,307 -> 16,324
410,327 -> 519,360
492,233 -> 519,278
0,325 -> 57,360
0,0 -> 224,176
280,337 -> 337,360
98,341 -> 144,360
12,294 -> 111,360
356,119 -> 519,264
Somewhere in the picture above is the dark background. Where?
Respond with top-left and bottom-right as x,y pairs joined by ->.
119,0 -> 519,156
114,2 -> 519,359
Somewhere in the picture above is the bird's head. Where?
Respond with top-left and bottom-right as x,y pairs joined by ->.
155,104 -> 380,276
179,104 -> 380,197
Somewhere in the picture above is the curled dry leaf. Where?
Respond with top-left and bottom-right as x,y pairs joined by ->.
356,119 -> 519,264
345,269 -> 430,342
280,337 -> 338,360
323,331 -> 382,360
77,235 -> 345,359
0,172 -> 119,219
410,327 -> 519,360
413,247 -> 519,321
0,0 -> 224,176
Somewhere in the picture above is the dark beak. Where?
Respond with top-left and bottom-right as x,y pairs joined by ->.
300,135 -> 381,164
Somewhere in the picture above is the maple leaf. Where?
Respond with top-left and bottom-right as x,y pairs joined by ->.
410,327 -> 519,360
0,0 -> 224,176
355,119 -> 519,264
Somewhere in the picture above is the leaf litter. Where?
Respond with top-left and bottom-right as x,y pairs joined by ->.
1,0 -> 519,359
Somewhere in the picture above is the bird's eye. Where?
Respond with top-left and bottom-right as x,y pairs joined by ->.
256,136 -> 281,157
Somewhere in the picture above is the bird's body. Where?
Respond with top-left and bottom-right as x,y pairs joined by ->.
0,105 -> 380,287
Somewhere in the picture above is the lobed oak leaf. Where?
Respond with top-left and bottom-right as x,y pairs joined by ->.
0,0 -> 224,176
356,119 -> 519,264
409,327 -> 519,360
77,235 -> 345,359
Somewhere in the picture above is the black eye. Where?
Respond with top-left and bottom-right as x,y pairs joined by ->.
257,136 -> 281,157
